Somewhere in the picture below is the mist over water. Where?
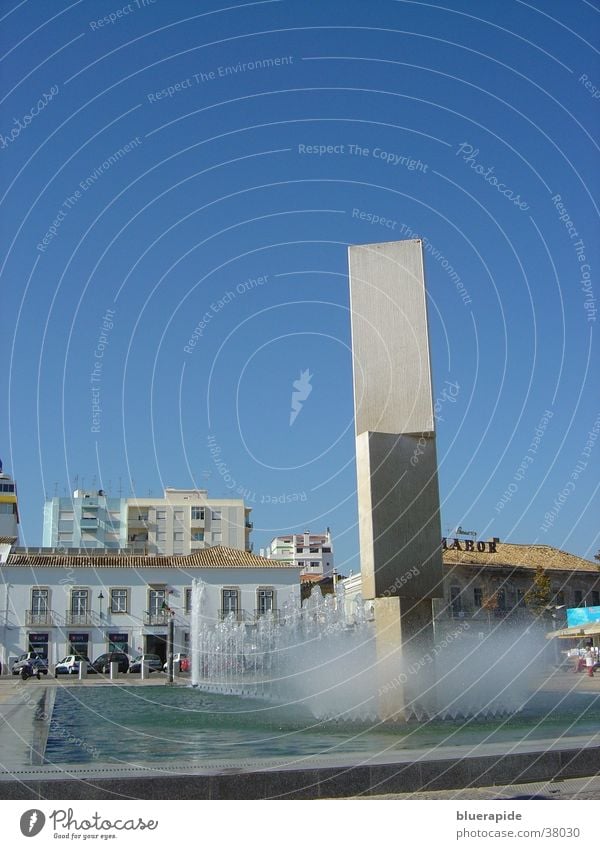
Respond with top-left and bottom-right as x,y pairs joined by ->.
190,581 -> 545,722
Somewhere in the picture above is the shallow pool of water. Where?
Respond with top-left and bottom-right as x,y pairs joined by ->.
43,685 -> 600,767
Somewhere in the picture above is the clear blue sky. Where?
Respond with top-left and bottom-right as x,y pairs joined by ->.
1,0 -> 598,569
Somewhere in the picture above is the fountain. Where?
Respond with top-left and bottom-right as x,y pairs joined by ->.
4,239 -> 597,800
190,578 -> 544,722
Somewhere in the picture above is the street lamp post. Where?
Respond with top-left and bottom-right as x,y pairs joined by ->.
167,609 -> 175,685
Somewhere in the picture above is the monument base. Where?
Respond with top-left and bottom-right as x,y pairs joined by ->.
374,596 -> 438,721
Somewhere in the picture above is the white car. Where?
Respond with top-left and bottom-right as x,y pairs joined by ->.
54,655 -> 94,676
163,652 -> 190,672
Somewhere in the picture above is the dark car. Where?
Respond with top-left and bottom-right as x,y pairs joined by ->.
91,652 -> 130,674
12,653 -> 48,676
128,654 -> 163,674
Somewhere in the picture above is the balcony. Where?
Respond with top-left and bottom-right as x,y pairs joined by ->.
26,610 -> 56,626
254,608 -> 279,622
65,610 -> 94,626
80,517 -> 98,529
128,516 -> 150,528
144,612 -> 171,626
245,521 -> 253,529
219,608 -> 247,622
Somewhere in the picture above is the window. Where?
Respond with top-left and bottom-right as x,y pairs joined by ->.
212,510 -> 221,521
310,561 -> 320,568
574,589 -> 583,607
497,588 -> 506,611
473,587 -> 482,608
310,547 -> 319,553
156,509 -> 166,520
450,585 -> 461,615
191,507 -> 205,520
185,588 -> 192,614
322,547 -> 331,553
222,588 -> 239,616
157,531 -> 166,542
517,589 -> 526,607
71,589 -> 88,615
257,588 -> 274,615
297,561 -> 305,567
555,590 -> 565,606
110,589 -> 128,613
174,510 -> 184,520
148,587 -> 166,617
296,547 -> 304,553
173,532 -> 184,541
192,531 -> 204,541
592,590 -> 600,607
31,588 -> 49,615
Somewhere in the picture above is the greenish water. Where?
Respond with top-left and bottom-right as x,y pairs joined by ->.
43,686 -> 600,766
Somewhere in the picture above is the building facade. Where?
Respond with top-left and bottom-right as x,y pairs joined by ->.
0,462 -> 19,540
0,542 -> 298,669
263,529 -> 334,578
43,487 -> 253,554
341,540 -> 600,634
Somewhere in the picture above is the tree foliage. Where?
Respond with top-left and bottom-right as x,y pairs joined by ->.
523,565 -> 552,614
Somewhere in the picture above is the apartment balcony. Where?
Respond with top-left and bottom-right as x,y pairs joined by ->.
219,608 -> 248,622
25,610 -> 57,627
245,521 -> 253,529
144,612 -> 171,626
80,517 -> 98,529
128,517 -> 151,528
65,610 -> 94,626
254,608 -> 279,622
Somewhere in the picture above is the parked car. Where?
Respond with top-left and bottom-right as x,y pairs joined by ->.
12,653 -> 48,676
54,655 -> 96,676
91,652 -> 130,674
128,654 -> 163,674
162,652 -> 190,672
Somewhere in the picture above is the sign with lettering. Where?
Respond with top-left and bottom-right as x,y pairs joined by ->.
68,633 -> 89,642
442,538 -> 499,553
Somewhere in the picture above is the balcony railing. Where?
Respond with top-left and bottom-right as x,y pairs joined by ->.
26,610 -> 56,626
80,517 -> 98,529
254,608 -> 279,621
65,610 -> 94,625
219,608 -> 247,622
144,612 -> 171,626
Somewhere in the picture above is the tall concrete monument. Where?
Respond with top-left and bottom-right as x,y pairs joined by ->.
348,239 -> 443,719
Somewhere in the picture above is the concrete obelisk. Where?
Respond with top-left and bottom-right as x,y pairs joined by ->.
348,239 -> 443,719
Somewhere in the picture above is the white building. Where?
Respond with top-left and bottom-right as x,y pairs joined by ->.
43,487 -> 253,555
0,541 -> 299,669
0,462 -> 19,541
264,529 -> 334,578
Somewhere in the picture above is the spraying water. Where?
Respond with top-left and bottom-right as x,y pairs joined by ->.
190,579 -> 543,721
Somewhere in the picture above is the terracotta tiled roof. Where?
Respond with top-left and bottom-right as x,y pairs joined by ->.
443,542 -> 599,574
6,545 -> 294,569
0,536 -> 17,544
